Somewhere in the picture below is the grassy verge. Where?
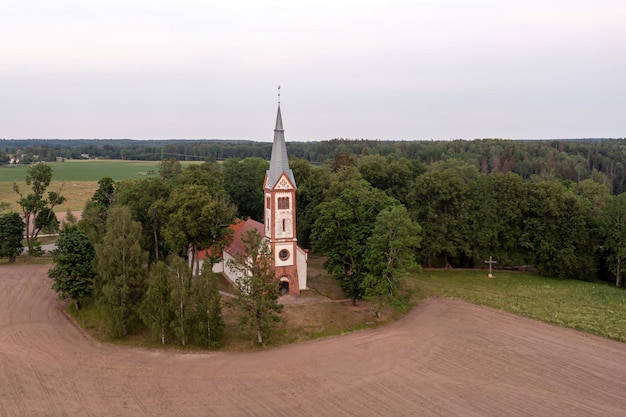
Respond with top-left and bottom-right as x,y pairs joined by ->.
64,264 -> 626,350
409,270 -> 626,342
67,256 -> 388,351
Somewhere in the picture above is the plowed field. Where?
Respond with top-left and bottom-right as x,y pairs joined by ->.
1,264 -> 625,416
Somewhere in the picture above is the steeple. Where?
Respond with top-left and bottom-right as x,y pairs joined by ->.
266,103 -> 296,189
262,89 -> 308,296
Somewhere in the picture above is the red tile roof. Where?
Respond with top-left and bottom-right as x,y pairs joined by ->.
197,218 -> 265,260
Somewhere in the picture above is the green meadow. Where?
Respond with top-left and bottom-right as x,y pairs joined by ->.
410,270 -> 626,342
0,159 -> 164,182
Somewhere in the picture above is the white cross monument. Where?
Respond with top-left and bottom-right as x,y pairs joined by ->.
485,256 -> 496,278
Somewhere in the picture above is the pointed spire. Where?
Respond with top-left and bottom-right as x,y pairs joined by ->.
267,97 -> 296,189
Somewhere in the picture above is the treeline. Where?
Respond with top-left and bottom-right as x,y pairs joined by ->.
290,156 -> 624,290
3,138 -> 626,193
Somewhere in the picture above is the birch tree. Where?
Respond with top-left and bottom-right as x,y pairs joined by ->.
140,261 -> 173,344
94,206 -> 147,337
228,229 -> 282,344
192,263 -> 224,348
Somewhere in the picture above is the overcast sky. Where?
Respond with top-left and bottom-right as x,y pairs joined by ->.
1,0 -> 625,141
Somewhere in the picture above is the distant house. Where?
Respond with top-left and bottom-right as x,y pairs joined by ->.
80,154 -> 90,159
56,156 -> 64,162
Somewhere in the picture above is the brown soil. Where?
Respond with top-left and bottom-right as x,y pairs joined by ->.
1,264 -> 625,416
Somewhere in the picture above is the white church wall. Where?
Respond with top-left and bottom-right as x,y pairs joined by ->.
297,246 -> 308,290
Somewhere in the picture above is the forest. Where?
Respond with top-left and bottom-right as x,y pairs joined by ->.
2,137 -> 626,193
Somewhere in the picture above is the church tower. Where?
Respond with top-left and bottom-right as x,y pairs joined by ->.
263,98 -> 307,295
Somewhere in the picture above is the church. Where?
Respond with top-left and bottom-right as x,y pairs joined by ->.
200,103 -> 308,295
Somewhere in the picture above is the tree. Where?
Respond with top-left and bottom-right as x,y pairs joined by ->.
599,193 -> 626,287
163,184 -> 236,278
94,206 -> 147,337
312,180 -> 396,303
363,205 -> 421,317
169,255 -> 194,346
78,177 -> 115,244
290,157 -> 331,249
48,225 -> 95,309
468,173 -> 527,267
0,212 -> 24,262
13,163 -> 65,254
117,177 -> 170,262
159,158 -> 182,182
91,177 -> 115,209
520,181 -> 594,279
408,168 -> 470,267
140,261 -> 173,344
358,155 -> 415,205
191,263 -> 224,348
228,229 -> 283,344
222,157 -> 268,221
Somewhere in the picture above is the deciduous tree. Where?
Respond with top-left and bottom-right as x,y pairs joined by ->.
140,261 -> 173,344
408,168 -> 470,267
117,177 -> 170,262
48,225 -> 95,309
169,255 -> 193,346
163,184 -> 236,278
228,229 -> 282,344
192,263 -> 224,348
521,181 -> 594,279
0,212 -> 24,262
13,163 -> 65,254
94,206 -> 147,337
363,205 -> 421,317
312,180 -> 396,303
222,157 -> 268,221
599,193 -> 626,287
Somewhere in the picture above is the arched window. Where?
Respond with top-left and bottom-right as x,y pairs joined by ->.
277,197 -> 290,210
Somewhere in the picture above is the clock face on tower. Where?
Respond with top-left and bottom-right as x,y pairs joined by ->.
279,249 -> 290,261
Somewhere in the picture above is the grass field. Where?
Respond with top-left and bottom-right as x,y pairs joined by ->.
0,160 -> 165,182
0,159 -> 200,212
410,270 -> 626,342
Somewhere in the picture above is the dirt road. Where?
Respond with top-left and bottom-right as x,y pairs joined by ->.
1,264 -> 625,416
